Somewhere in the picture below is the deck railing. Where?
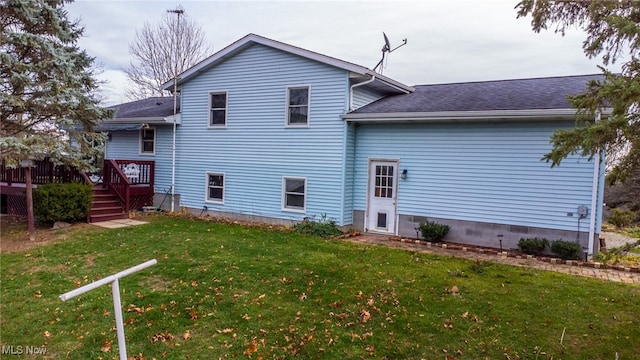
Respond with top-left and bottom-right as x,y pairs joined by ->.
113,160 -> 155,188
0,158 -> 84,186
103,159 -> 155,213
2,158 -> 155,215
104,159 -> 131,213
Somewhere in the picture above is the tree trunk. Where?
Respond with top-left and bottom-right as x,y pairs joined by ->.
25,166 -> 35,241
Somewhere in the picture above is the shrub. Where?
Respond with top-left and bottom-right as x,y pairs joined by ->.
293,214 -> 343,238
418,220 -> 450,242
626,226 -> 640,239
550,240 -> 582,260
607,208 -> 637,228
33,182 -> 92,223
518,237 -> 549,255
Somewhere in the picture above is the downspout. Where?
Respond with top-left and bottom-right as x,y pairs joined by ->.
587,111 -> 602,256
349,75 -> 376,111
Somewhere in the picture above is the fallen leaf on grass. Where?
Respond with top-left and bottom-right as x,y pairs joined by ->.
182,330 -> 190,340
101,340 -> 112,352
127,305 -> 144,314
360,309 -> 371,323
445,286 -> 460,295
243,339 -> 259,356
151,333 -> 174,343
43,331 -> 52,339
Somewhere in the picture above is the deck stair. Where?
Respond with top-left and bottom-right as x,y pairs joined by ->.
88,185 -> 127,223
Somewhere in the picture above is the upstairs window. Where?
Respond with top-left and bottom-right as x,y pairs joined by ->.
282,176 -> 306,212
286,86 -> 309,126
209,92 -> 227,127
139,127 -> 155,155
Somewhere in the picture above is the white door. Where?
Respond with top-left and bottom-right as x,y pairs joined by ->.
366,160 -> 398,234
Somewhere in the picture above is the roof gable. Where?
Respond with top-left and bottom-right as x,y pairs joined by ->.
162,33 -> 413,94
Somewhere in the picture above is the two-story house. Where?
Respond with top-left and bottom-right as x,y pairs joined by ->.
101,33 -> 607,255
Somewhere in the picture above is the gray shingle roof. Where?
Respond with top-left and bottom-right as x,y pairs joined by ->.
352,74 -> 605,114
109,97 -> 180,118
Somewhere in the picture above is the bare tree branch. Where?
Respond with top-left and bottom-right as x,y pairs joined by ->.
124,12 -> 212,100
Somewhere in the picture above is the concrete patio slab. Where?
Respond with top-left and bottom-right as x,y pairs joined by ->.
91,219 -> 148,229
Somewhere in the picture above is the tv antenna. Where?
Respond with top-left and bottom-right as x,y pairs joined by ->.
373,32 -> 407,74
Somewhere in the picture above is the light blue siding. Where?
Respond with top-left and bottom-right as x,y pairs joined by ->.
342,122 -> 356,225
353,121 -> 596,232
176,44 -> 350,224
105,131 -> 138,159
352,85 -> 384,110
105,127 -> 174,193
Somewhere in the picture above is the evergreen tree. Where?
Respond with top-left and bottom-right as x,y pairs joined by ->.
516,0 -> 640,183
0,0 -> 112,239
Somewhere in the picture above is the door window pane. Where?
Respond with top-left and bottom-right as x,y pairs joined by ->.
374,165 -> 394,198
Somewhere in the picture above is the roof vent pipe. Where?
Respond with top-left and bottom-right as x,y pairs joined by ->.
349,75 -> 376,111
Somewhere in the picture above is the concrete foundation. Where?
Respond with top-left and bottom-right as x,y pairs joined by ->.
181,206 -> 299,227
152,193 -> 180,211
353,210 -> 598,254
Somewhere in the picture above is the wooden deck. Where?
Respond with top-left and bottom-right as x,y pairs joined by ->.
1,158 -> 155,219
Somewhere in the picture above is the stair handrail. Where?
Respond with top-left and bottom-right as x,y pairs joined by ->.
104,159 -> 131,213
79,171 -> 94,185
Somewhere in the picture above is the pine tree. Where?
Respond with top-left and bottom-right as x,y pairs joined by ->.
516,0 -> 640,183
0,0 -> 112,239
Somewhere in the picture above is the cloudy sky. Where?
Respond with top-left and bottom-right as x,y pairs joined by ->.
66,0 -> 617,106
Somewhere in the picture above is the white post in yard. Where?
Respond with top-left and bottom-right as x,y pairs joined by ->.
59,259 -> 157,360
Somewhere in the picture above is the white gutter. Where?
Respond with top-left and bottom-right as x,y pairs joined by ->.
343,108 -> 615,123
349,75 -> 375,111
343,108 -> 582,122
101,116 -> 180,125
588,111 -> 602,256
364,70 -> 414,93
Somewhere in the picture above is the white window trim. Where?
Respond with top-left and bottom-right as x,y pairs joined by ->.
208,90 -> 228,129
285,85 -> 310,128
204,171 -> 225,204
282,176 -> 307,213
139,126 -> 156,156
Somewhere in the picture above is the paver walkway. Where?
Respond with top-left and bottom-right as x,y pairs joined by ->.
344,235 -> 640,285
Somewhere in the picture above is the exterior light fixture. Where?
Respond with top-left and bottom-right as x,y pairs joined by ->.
401,169 -> 408,179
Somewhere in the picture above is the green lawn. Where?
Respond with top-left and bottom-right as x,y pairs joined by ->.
1,215 -> 639,359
